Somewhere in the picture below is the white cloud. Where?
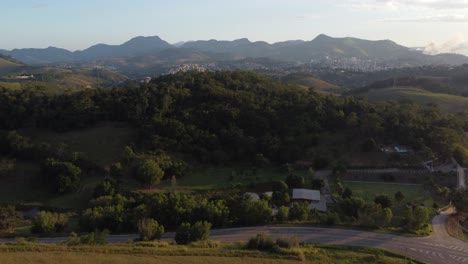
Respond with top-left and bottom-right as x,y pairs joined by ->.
382,14 -> 468,22
421,34 -> 468,54
343,0 -> 468,10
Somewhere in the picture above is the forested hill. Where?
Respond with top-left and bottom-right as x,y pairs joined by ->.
1,71 -> 467,165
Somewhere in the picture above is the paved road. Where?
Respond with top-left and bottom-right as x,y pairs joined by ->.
451,158 -> 466,189
1,211 -> 467,264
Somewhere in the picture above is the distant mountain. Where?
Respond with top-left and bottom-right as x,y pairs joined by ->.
181,38 -> 274,58
1,36 -> 171,64
76,36 -> 172,61
2,34 -> 468,68
1,47 -> 74,65
271,34 -> 415,61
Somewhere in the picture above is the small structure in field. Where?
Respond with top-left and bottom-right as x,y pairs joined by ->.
292,188 -> 326,212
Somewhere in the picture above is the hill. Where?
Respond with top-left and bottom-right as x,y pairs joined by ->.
0,54 -> 23,75
0,66 -> 128,93
356,87 -> 468,113
280,72 -> 340,92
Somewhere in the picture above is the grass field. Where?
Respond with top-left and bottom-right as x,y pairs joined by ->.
0,253 -> 297,264
0,123 -> 133,208
363,87 -> 468,113
343,182 -> 433,206
160,167 -> 309,191
0,161 -> 100,209
0,81 -> 21,90
0,242 -> 418,264
22,122 -> 134,166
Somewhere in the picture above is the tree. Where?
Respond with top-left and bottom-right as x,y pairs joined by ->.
359,204 -> 393,228
272,181 -> 288,192
235,199 -> 272,226
0,206 -> 21,230
93,178 -> 116,198
123,146 -> 136,163
405,206 -> 429,230
377,207 -> 393,227
394,191 -> 405,204
271,191 -> 290,206
174,222 -> 192,245
340,197 -> 365,218
451,189 -> 468,214
41,158 -> 81,194
135,159 -> 164,188
374,195 -> 392,209
341,187 -> 353,199
310,178 -> 324,190
286,174 -> 305,189
109,162 -> 123,178
289,202 -> 309,221
453,146 -> 468,166
138,218 -> 164,241
276,206 -> 289,222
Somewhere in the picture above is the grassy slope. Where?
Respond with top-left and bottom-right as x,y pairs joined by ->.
282,74 -> 340,93
166,167 -> 308,191
362,87 -> 468,113
0,58 -> 22,75
0,82 -> 21,90
0,123 -> 134,208
0,253 -> 297,264
0,58 -> 20,68
22,122 -> 133,167
343,182 -> 432,206
0,243 -> 416,264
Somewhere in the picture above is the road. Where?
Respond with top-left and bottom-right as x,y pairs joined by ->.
451,158 -> 466,189
1,210 -> 467,264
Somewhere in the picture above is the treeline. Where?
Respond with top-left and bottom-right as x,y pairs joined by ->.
1,71 -> 467,165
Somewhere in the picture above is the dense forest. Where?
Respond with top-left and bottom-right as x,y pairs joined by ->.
1,70 -> 467,165
0,70 -> 467,235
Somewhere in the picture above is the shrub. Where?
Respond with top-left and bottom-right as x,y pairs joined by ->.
66,232 -> 81,246
138,218 -> 164,241
247,232 -> 275,251
247,233 -> 299,252
175,221 -> 212,245
190,240 -> 220,248
289,202 -> 309,221
32,211 -> 69,234
79,229 -> 109,245
134,241 -> 169,247
374,195 -> 392,208
276,235 -> 299,248
276,206 -> 289,222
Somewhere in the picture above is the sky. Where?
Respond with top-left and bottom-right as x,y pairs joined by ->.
2,0 -> 468,54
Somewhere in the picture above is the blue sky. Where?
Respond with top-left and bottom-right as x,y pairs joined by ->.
2,0 -> 468,54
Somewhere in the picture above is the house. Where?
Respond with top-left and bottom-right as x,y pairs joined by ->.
292,188 -> 320,201
292,188 -> 327,212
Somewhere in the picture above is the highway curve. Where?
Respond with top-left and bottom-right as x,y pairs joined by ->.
1,213 -> 467,263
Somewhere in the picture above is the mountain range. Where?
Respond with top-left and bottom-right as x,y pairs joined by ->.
1,34 -> 468,70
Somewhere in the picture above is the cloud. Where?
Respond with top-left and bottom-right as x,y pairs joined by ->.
382,14 -> 468,22
421,34 -> 468,55
342,0 -> 468,10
